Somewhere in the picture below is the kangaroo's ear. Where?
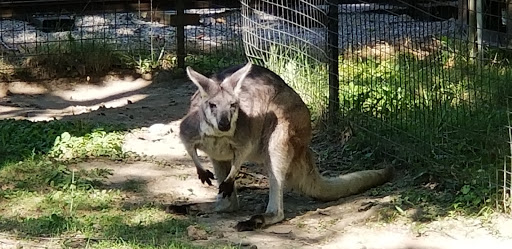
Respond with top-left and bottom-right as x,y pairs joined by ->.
223,62 -> 252,96
186,66 -> 217,97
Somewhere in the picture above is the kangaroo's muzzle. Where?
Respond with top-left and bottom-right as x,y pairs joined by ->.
218,115 -> 231,132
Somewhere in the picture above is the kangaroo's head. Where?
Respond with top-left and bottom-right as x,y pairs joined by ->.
186,62 -> 252,135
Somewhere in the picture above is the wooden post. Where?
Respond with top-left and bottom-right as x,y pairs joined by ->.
328,0 -> 339,121
176,0 -> 185,69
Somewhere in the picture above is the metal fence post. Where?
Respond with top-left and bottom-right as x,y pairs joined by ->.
468,0 -> 477,58
327,0 -> 339,121
176,0 -> 185,69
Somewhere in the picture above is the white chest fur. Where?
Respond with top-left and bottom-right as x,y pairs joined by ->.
198,136 -> 234,161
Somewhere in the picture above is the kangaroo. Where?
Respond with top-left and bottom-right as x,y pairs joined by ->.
179,62 -> 393,231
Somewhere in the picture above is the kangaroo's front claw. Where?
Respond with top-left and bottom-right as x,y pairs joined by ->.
197,168 -> 215,186
218,179 -> 234,197
235,215 -> 265,231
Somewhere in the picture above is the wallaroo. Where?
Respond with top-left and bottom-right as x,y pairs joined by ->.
179,62 -> 393,231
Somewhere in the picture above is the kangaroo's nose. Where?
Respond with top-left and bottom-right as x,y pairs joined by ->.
218,117 -> 231,132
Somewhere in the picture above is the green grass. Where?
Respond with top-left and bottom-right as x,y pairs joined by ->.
0,119 -> 231,248
0,119 -> 127,166
259,45 -> 329,118
337,41 -> 509,215
258,39 -> 511,218
2,31 -> 246,80
20,36 -> 125,79
185,48 -> 247,76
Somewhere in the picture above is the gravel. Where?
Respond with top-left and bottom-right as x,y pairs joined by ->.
0,3 -> 458,55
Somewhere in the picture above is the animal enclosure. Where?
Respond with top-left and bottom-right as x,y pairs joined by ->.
1,0 -> 512,213
241,0 -> 512,213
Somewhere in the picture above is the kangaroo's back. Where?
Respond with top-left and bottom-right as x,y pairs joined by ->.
216,64 -> 312,140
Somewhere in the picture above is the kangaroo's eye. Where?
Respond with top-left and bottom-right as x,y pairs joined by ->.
209,103 -> 217,109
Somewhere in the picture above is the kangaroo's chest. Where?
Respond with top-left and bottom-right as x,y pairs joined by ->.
198,136 -> 235,161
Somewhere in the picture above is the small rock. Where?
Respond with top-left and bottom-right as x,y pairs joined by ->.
187,225 -> 208,240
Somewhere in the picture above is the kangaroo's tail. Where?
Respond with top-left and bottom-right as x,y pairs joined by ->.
289,149 -> 393,201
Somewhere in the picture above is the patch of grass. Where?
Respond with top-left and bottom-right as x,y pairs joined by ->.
120,46 -> 176,75
335,38 -> 510,216
264,39 -> 510,217
0,119 -> 127,166
49,128 -> 125,160
259,45 -> 329,117
0,184 -> 234,248
185,48 -> 246,76
0,162 -> 219,248
0,118 -> 233,248
0,157 -> 110,192
3,33 -> 246,81
19,34 -> 125,79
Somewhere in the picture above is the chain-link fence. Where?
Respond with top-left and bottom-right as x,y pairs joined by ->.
0,0 -> 245,81
241,0 -> 512,212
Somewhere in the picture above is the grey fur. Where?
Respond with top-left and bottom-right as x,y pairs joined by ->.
179,62 -> 393,231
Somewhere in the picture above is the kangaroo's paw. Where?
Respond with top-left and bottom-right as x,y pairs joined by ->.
235,215 -> 265,231
218,179 -> 235,197
197,168 -> 215,186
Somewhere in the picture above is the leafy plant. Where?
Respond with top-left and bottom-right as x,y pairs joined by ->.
49,129 -> 125,160
120,46 -> 170,75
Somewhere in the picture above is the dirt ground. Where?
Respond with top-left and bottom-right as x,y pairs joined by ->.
2,72 -> 512,249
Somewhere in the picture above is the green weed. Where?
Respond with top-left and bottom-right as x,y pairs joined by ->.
258,45 -> 329,117
260,39 -> 509,217
49,129 -> 125,160
0,119 -> 126,166
120,46 -> 174,75
0,157 -> 110,191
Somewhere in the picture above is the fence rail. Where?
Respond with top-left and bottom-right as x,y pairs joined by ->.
0,0 -> 241,17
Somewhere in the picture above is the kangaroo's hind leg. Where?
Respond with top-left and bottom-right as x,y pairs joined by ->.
211,159 -> 239,212
235,125 -> 292,231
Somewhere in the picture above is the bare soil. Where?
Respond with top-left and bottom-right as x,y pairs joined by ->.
2,72 -> 512,249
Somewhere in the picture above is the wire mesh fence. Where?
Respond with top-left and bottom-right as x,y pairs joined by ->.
241,0 -> 512,211
504,97 -> 512,212
0,1 -> 245,81
241,0 -> 330,113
